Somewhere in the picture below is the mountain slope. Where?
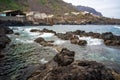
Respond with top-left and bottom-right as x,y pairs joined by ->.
28,0 -> 76,14
0,0 -> 29,11
0,0 -> 77,14
76,5 -> 102,16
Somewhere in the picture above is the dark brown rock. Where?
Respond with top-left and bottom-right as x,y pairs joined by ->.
78,40 -> 87,46
34,37 -> 54,47
104,40 -> 120,46
0,35 -> 11,50
0,26 -> 13,34
30,29 -> 41,32
54,48 -> 75,66
28,48 -> 115,80
102,32 -> 114,40
14,32 -> 20,36
56,33 -> 73,40
34,37 -> 45,43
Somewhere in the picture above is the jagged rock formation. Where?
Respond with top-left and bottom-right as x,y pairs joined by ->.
28,48 -> 115,80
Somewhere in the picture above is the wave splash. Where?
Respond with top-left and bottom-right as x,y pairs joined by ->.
78,37 -> 103,46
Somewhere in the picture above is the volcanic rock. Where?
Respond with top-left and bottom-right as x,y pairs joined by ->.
0,26 -> 13,34
28,48 -> 115,80
34,37 -> 54,47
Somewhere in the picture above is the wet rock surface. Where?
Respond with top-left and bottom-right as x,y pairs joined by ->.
30,28 -> 56,34
28,48 -> 115,80
55,30 -> 120,46
0,26 -> 13,57
0,30 -> 12,50
34,37 -> 54,47
0,26 -> 13,34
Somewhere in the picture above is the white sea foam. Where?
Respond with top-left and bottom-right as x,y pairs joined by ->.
15,38 -> 33,43
54,40 -> 66,45
78,36 -> 103,46
40,58 -> 48,64
39,33 -> 54,38
114,26 -> 120,29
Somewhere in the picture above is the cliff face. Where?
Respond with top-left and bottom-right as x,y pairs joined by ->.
76,5 -> 102,16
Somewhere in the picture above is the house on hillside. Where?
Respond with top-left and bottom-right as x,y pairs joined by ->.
0,10 -> 26,22
71,12 -> 80,15
2,10 -> 26,17
34,12 -> 48,19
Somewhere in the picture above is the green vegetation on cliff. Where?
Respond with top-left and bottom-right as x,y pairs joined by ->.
0,0 -> 29,11
0,0 -> 76,14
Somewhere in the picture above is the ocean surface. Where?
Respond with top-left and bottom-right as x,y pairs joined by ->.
1,25 -> 120,80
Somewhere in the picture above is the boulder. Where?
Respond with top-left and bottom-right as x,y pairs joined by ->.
34,37 -> 54,47
14,32 -> 20,36
71,39 -> 87,46
30,29 -> 41,32
73,30 -> 85,35
56,33 -> 73,40
0,26 -> 13,34
104,40 -> 120,46
0,34 -> 11,44
78,40 -> 87,46
30,28 -> 56,34
54,48 -> 75,66
102,32 -> 114,40
42,28 -> 56,34
34,37 -> 45,43
28,48 -> 115,80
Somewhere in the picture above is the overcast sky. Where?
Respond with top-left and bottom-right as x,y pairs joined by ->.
63,0 -> 120,19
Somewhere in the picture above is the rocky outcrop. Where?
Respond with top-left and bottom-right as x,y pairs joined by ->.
0,26 -> 13,58
34,37 -> 54,47
28,48 -> 115,80
0,26 -> 13,34
70,36 -> 87,46
0,26 -> 12,50
30,28 -> 56,34
56,29 -> 120,46
14,32 -> 20,36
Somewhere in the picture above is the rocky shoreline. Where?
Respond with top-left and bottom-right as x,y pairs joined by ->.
28,48 -> 119,80
31,28 -> 120,46
0,26 -> 13,58
0,26 -> 120,80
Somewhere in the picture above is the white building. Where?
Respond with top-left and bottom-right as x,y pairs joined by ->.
71,12 -> 80,15
34,12 -> 48,19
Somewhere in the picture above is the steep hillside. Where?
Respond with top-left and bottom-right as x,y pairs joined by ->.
0,0 -> 29,11
0,0 -> 76,14
76,5 -> 102,16
28,0 -> 76,14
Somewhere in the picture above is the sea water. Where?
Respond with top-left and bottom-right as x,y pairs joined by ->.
1,25 -> 120,80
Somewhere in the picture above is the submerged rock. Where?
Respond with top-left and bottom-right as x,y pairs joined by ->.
28,48 -> 115,80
